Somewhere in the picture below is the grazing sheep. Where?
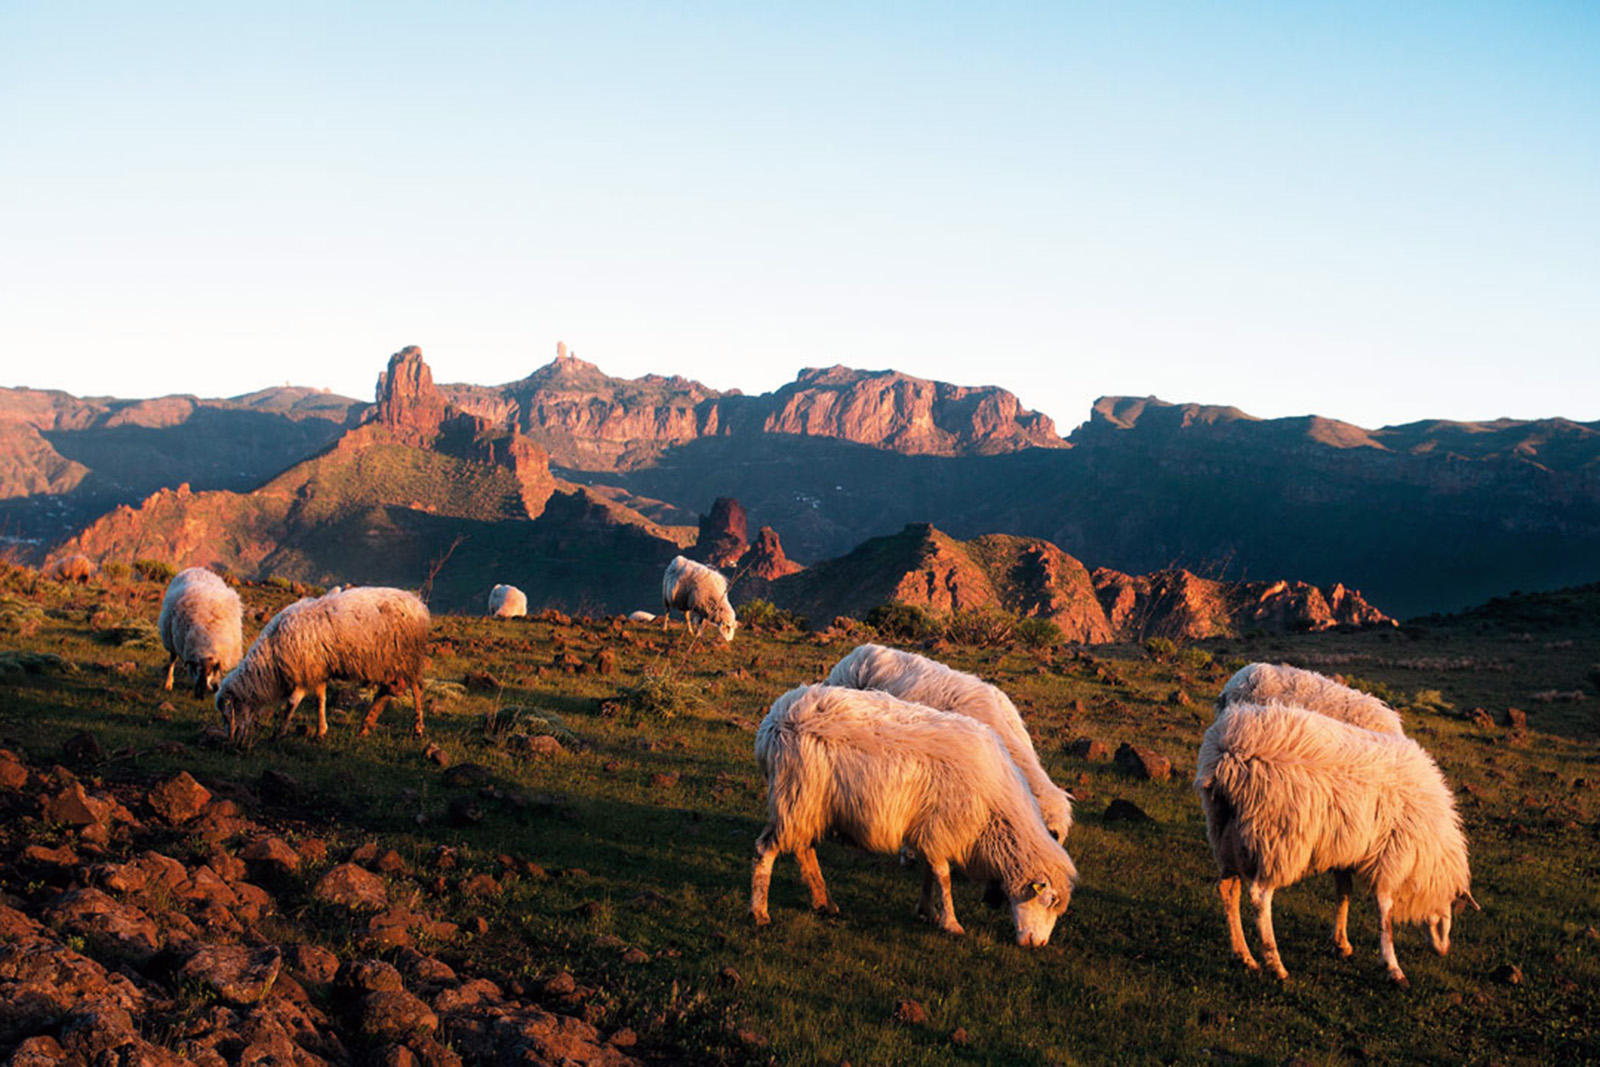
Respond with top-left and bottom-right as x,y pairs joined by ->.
487,583 -> 528,618
827,643 -> 1073,842
1217,662 -> 1403,734
751,684 -> 1078,947
45,555 -> 96,583
157,567 -> 243,698
628,610 -> 657,623
1195,701 -> 1477,985
661,555 -> 737,642
216,586 -> 430,742
1216,662 -> 1404,954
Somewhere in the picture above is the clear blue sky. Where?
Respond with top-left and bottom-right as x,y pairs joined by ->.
2,2 -> 1596,432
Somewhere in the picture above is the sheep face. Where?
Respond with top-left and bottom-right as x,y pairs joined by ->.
186,657 -> 223,699
1010,879 -> 1070,948
215,685 -> 258,742
716,616 -> 738,643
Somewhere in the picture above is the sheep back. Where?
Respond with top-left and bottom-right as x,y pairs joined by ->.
487,584 -> 528,618
1217,663 -> 1402,734
158,567 -> 244,679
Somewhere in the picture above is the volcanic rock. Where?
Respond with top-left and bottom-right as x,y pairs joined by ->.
693,497 -> 749,567
1114,743 -> 1172,782
314,864 -> 389,911
147,771 -> 212,825
179,944 -> 283,1006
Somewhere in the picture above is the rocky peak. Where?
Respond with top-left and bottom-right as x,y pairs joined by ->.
693,497 -> 749,567
739,526 -> 802,581
523,341 -> 611,392
373,346 -> 448,445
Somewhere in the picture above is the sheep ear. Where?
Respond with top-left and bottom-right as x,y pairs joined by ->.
1454,890 -> 1481,915
1027,881 -> 1047,899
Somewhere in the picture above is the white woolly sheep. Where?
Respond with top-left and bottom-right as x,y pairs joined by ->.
661,555 -> 737,642
628,610 -> 657,623
1217,662 -> 1403,734
216,586 -> 431,742
1195,701 -> 1478,985
751,684 -> 1078,947
826,643 -> 1074,843
487,583 -> 528,618
157,567 -> 243,698
1216,661 -> 1404,954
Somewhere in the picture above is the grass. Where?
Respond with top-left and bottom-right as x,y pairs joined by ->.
0,565 -> 1596,1064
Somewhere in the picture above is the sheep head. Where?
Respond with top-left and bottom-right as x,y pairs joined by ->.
1010,878 -> 1071,948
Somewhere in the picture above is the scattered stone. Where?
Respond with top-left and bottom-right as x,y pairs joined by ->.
650,772 -> 679,789
63,730 -> 103,765
441,763 -> 492,789
239,836 -> 302,877
446,796 -> 483,827
621,948 -> 649,965
1114,742 -> 1172,782
951,1027 -> 970,1046
1504,707 -> 1528,730
22,843 -> 80,867
376,848 -> 409,874
45,887 -> 161,962
298,838 -> 329,864
357,990 -> 439,1041
258,769 -> 304,804
461,873 -> 500,897
314,863 -> 389,911
351,842 -> 382,866
1068,737 -> 1109,761
716,966 -> 742,988
1103,799 -> 1154,823
463,670 -> 500,693
1492,963 -> 1524,985
43,781 -> 113,829
284,943 -> 341,986
544,972 -> 577,995
179,944 -> 284,1006
147,771 -> 212,825
894,1000 -> 928,1025
596,649 -> 617,676
609,1027 -> 637,1048
737,1029 -> 768,1049
339,958 -> 406,994
424,743 -> 450,768
1466,707 -> 1496,730
0,751 -> 29,790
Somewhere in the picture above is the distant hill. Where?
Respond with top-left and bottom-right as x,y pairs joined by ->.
756,522 -> 1390,641
13,344 -> 1600,616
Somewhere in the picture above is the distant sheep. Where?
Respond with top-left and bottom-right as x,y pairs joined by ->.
827,643 -> 1073,843
1216,661 -> 1404,954
1217,662 -> 1403,734
628,610 -> 657,623
1195,701 -> 1477,985
157,567 -> 243,698
45,555 -> 96,583
487,583 -> 528,618
216,586 -> 430,742
661,555 -> 737,642
751,684 -> 1078,947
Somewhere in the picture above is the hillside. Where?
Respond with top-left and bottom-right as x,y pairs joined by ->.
0,564 -> 1594,1064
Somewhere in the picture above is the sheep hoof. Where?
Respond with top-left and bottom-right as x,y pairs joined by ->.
814,903 -> 839,916
1335,943 -> 1354,958
1390,972 -> 1410,989
1272,967 -> 1290,981
751,912 -> 770,927
940,922 -> 966,937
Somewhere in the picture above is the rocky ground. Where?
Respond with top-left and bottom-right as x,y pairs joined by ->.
0,747 -> 643,1067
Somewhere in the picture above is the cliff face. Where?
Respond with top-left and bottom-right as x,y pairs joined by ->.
438,345 -> 1063,469
762,524 -> 1391,641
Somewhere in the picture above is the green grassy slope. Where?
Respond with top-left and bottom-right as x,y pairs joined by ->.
0,565 -> 1595,1064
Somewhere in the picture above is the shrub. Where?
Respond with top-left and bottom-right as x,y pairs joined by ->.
617,666 -> 702,721
1015,616 -> 1062,649
266,576 -> 293,590
133,559 -> 178,584
1177,646 -> 1215,671
738,599 -> 805,632
1346,675 -> 1402,706
1142,636 -> 1178,663
482,705 -> 578,746
100,560 -> 130,582
944,608 -> 1018,649
866,603 -> 938,641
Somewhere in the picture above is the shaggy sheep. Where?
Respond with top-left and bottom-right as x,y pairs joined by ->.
487,583 -> 528,618
45,555 -> 96,583
826,643 -> 1073,843
1195,701 -> 1477,985
157,567 -> 243,698
1217,662 -> 1403,734
216,586 -> 430,742
751,684 -> 1078,947
628,610 -> 657,623
1216,662 -> 1404,954
660,555 -> 737,642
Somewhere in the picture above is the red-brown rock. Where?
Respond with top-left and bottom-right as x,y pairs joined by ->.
147,771 -> 212,825
179,945 -> 283,1006
1114,743 -> 1172,782
314,864 -> 389,911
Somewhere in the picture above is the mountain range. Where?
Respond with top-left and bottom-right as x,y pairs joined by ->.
6,343 -> 1599,620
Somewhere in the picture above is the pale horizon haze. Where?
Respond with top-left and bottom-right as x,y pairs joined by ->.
2,3 -> 1596,433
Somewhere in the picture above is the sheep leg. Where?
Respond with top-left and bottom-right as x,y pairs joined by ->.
795,846 -> 836,915
750,828 -> 779,926
163,654 -> 177,691
408,679 -> 425,738
1250,882 -> 1289,979
314,684 -> 329,739
1377,890 -> 1408,987
928,858 -> 964,935
661,608 -> 670,633
275,689 -> 306,739
361,684 -> 395,737
1332,869 -> 1355,957
1219,876 -> 1260,970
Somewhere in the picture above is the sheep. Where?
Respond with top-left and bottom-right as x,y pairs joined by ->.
45,555 -> 96,583
1216,662 -> 1403,955
826,643 -> 1073,843
660,555 -> 737,642
157,567 -> 243,698
487,583 -> 528,618
1217,662 -> 1403,734
751,684 -> 1078,947
216,586 -> 430,742
1195,701 -> 1478,985
628,610 -> 657,623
